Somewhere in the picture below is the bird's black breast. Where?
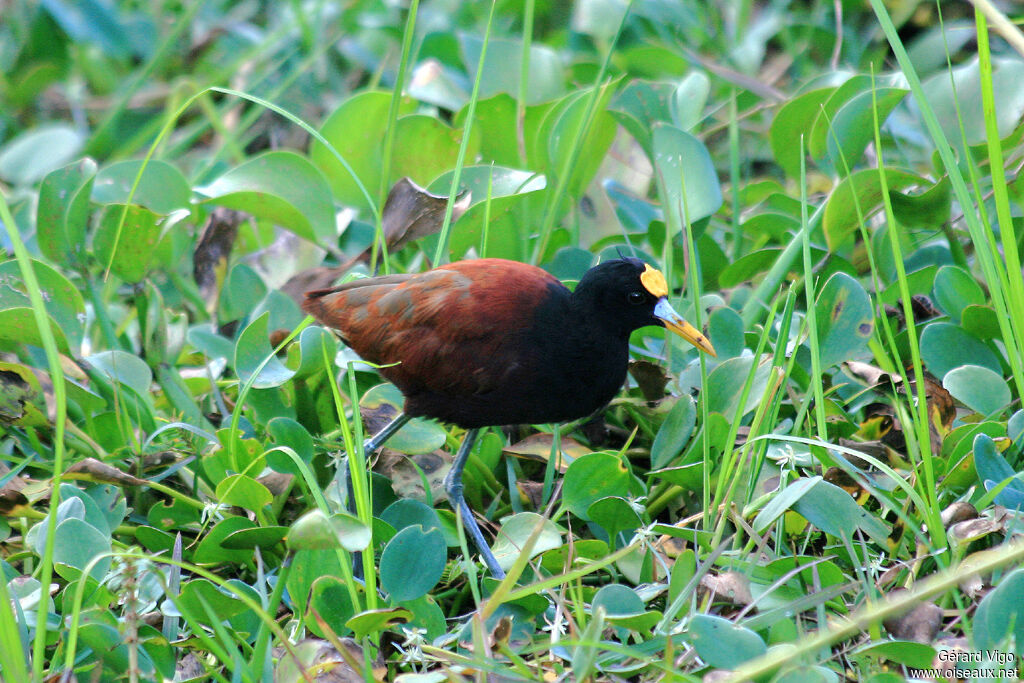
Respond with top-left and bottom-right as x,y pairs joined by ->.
402,284 -> 632,428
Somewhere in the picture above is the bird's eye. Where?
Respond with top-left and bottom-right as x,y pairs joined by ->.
627,291 -> 646,305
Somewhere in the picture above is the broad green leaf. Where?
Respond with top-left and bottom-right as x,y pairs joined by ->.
286,325 -> 337,380
85,350 -> 152,397
770,87 -> 835,179
921,56 -> 1024,145
266,417 -> 314,474
234,312 -> 296,389
943,365 -> 1011,416
308,575 -> 361,637
287,509 -> 371,552
650,396 -> 696,469
593,583 -> 644,617
688,614 -> 767,668
176,579 -> 248,622
0,258 -> 85,352
933,265 -> 984,323
973,567 -> 1024,652
707,306 -> 744,359
379,526 -> 446,601
822,168 -> 932,250
346,607 -> 413,640
460,36 -> 564,105
192,517 -> 257,565
390,114 -> 479,190
92,159 -> 191,214
380,499 -> 442,535
92,203 -> 181,282
37,158 -> 97,266
920,322 -> 1001,380
611,80 -> 672,154
670,71 -> 710,131
491,512 -> 562,571
705,356 -> 774,422
587,497 -> 642,541
793,479 -> 890,545
310,91 -> 416,212
546,84 -> 619,197
652,123 -> 723,228
215,474 -> 272,512
198,151 -> 335,244
973,434 -> 1024,507
359,383 -> 447,454
0,123 -> 84,185
563,452 -> 633,519
815,272 -> 873,368
822,88 -> 908,167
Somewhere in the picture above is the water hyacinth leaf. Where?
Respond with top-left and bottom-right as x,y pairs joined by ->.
92,159 -> 191,214
973,567 -> 1024,652
822,168 -> 932,250
288,509 -> 371,552
198,151 -> 335,244
379,526 -> 445,601
770,87 -> 835,179
708,306 -> 744,359
192,517 -> 257,564
221,526 -> 288,550
380,499 -> 442,536
215,474 -> 272,513
563,452 -> 634,519
92,203 -> 178,282
52,517 -> 112,581
933,265 -> 985,323
823,88 -> 908,168
266,417 -> 314,474
311,91 -> 416,212
286,325 -> 337,380
0,258 -> 86,352
460,36 -> 564,105
491,512 -> 562,571
815,272 -> 873,369
85,350 -> 152,397
793,479 -> 890,545
346,607 -> 414,641
650,395 -> 696,469
587,497 -> 642,541
688,614 -> 767,668
921,56 -> 1024,145
973,434 -> 1024,507
705,356 -> 774,422
670,71 -> 710,131
652,123 -> 723,228
919,322 -> 1001,380
308,575 -> 361,637
942,365 -> 1011,416
37,158 -> 97,266
0,123 -> 84,185
234,312 -> 296,389
390,115 -> 479,191
593,583 -> 645,617
547,85 -> 619,197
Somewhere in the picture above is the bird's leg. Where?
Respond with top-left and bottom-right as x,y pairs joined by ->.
346,412 -> 411,580
445,429 -> 506,578
363,412 -> 411,453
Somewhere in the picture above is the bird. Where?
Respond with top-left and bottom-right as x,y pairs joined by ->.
302,256 -> 716,578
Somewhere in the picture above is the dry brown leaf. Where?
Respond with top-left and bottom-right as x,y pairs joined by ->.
193,207 -> 246,316
699,571 -> 753,606
64,458 -> 146,487
940,501 -> 978,528
503,433 -> 592,473
628,359 -> 671,402
882,595 -> 943,643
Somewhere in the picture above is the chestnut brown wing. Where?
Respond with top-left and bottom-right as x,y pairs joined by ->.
302,259 -> 565,398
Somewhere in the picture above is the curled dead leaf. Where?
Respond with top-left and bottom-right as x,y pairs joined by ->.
65,458 -> 146,487
699,571 -> 753,606
882,593 -> 943,643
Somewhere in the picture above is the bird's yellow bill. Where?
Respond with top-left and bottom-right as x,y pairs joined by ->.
653,298 -> 717,357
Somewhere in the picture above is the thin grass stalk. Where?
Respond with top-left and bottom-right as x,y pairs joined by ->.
1,192 -> 69,683
516,0 -> 536,168
976,9 -> 1024,400
529,0 -> 635,264
798,135 -> 828,442
430,0 -> 498,266
870,0 -> 1024,399
371,0 -> 421,275
869,74 -> 945,552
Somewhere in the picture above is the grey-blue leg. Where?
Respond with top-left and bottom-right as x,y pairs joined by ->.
444,429 -> 506,578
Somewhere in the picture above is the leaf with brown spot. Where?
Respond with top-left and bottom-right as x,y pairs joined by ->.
65,458 -> 146,487
0,487 -> 32,516
0,365 -> 47,427
940,501 -> 978,528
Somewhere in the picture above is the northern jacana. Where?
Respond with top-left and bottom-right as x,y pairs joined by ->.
302,257 -> 716,578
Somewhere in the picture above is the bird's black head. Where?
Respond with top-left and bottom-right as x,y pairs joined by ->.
574,258 -> 716,355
